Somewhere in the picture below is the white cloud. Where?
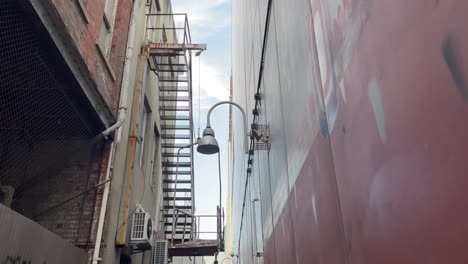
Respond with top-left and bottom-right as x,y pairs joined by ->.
169,1 -> 231,219
191,59 -> 230,114
171,0 -> 231,41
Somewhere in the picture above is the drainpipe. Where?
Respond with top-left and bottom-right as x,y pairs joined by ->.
92,108 -> 126,264
92,141 -> 115,264
92,0 -> 140,262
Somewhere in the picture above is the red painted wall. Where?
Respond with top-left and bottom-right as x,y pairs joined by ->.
231,0 -> 468,263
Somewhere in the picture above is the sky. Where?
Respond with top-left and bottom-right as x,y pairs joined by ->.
171,0 -> 231,251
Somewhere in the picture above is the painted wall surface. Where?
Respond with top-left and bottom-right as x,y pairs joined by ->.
100,0 -> 167,263
101,1 -> 196,263
231,0 -> 468,263
0,204 -> 87,264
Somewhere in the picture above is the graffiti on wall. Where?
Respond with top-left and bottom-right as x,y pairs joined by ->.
310,0 -> 374,136
2,256 -> 46,264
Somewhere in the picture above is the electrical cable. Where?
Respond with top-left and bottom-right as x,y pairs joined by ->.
236,0 -> 273,257
217,151 -> 223,254
218,152 -> 222,217
32,178 -> 111,220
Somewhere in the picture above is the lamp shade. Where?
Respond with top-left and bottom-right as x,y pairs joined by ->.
197,135 -> 219,154
196,127 -> 220,154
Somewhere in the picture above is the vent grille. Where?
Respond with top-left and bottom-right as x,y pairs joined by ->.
153,240 -> 167,264
132,211 -> 146,239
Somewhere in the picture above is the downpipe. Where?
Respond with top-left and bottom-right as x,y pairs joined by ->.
92,0 -> 140,261
92,108 -> 126,264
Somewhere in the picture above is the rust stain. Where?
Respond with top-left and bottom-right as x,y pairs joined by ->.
115,48 -> 148,246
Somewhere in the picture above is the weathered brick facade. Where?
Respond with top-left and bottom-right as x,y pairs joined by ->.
0,0 -> 136,255
15,141 -> 104,248
47,0 -> 134,116
109,0 -> 134,109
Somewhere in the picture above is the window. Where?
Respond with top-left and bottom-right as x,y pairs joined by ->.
76,0 -> 90,24
104,0 -> 117,18
136,97 -> 160,187
98,0 -> 119,57
147,129 -> 159,186
137,98 -> 151,168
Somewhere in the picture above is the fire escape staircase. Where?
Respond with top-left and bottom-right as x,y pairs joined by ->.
146,13 -> 223,258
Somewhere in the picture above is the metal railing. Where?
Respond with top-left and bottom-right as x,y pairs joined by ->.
146,13 -> 192,45
171,208 -> 195,245
170,207 -> 224,250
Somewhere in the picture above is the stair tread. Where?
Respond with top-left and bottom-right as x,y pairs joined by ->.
161,115 -> 190,120
163,188 -> 192,192
163,162 -> 191,167
160,97 -> 190,101
163,170 -> 191,174
162,153 -> 191,157
161,135 -> 191,139
161,124 -> 191,129
162,144 -> 193,148
163,197 -> 191,200
163,180 -> 192,183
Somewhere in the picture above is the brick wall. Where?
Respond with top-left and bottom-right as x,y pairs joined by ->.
15,141 -> 105,248
47,0 -> 134,116
109,0 -> 134,109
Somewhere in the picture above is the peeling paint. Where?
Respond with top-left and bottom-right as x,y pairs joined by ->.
294,186 -> 298,209
368,79 -> 387,144
312,194 -> 318,225
340,79 -> 346,103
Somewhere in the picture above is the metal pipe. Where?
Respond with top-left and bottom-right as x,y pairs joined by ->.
217,152 -> 223,255
217,151 -> 222,217
92,0 -> 140,260
92,142 -> 115,264
206,101 -> 249,154
102,108 -> 127,139
171,141 -> 199,245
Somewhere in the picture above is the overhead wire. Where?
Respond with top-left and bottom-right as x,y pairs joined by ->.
236,0 -> 273,257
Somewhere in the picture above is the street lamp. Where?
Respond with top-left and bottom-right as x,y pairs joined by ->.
197,101 -> 249,155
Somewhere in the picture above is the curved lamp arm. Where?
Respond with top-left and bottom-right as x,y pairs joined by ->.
206,101 -> 249,154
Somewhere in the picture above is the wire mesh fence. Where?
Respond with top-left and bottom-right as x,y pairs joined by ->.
0,0 -> 105,249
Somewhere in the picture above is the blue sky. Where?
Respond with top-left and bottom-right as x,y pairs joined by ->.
171,0 -> 231,243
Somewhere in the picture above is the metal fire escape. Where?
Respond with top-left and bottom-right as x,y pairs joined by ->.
146,12 -> 223,258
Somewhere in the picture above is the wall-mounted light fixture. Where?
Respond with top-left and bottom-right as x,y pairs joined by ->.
197,101 -> 249,155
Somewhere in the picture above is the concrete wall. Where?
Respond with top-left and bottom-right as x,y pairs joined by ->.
0,204 -> 87,264
231,0 -> 468,264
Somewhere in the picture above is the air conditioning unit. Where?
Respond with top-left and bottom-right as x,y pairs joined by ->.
130,204 -> 154,250
153,240 -> 168,264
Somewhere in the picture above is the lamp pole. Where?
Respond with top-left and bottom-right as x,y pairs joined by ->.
171,141 -> 199,246
197,101 -> 252,264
